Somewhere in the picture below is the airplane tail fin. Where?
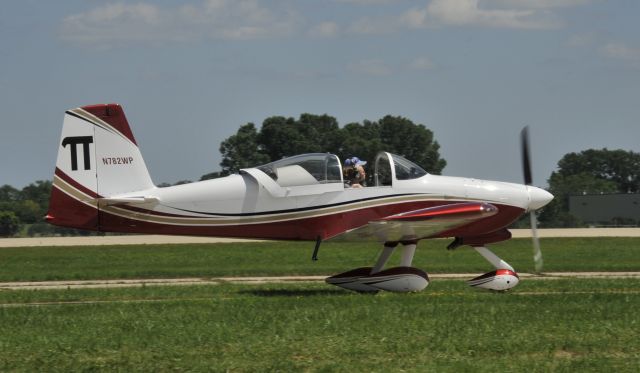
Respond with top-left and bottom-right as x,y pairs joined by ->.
47,104 -> 155,230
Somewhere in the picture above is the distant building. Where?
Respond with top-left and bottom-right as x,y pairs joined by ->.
569,193 -> 640,226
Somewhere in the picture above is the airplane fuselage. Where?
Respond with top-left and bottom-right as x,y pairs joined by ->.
48,104 -> 554,293
51,166 -> 545,242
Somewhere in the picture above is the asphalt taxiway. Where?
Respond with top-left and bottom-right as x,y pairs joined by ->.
1,272 -> 639,291
2,228 -> 640,248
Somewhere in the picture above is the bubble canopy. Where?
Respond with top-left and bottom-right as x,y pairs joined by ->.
254,152 -> 428,189
257,153 -> 342,187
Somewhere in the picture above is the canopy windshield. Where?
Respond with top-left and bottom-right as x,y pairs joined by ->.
257,153 -> 342,187
373,152 -> 428,186
392,154 -> 428,180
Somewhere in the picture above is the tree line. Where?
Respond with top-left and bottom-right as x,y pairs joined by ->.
214,114 -> 446,177
538,149 -> 640,227
0,181 -> 86,237
1,113 -> 639,236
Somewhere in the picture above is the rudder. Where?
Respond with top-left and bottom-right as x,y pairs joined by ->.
47,103 -> 154,230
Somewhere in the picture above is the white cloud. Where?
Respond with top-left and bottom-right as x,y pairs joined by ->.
483,0 -> 592,9
347,16 -> 400,35
424,0 -> 561,29
601,42 -> 640,61
409,57 -> 435,70
334,0 -> 402,4
401,7 -> 429,29
347,57 -> 435,76
60,1 -> 301,46
309,21 -> 340,38
61,0 -> 592,46
348,59 -> 392,76
60,3 -> 172,44
86,3 -> 160,24
348,0 -> 570,33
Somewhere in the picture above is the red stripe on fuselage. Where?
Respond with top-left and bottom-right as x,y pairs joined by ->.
47,186 -> 99,231
96,200 -> 525,241
55,167 -> 101,198
382,202 -> 497,222
49,174 -> 526,241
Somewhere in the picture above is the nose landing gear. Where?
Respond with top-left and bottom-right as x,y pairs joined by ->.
467,246 -> 519,291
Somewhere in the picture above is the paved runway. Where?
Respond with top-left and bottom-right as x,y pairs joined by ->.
0,235 -> 263,248
1,272 -> 639,290
2,228 -> 640,248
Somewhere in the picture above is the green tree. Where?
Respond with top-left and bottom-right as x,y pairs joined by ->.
0,211 -> 20,237
0,185 -> 21,218
0,180 -> 103,237
200,172 -> 225,181
338,120 -> 384,167
555,149 -> 640,192
15,200 -> 41,224
219,113 -> 446,175
257,114 -> 341,160
343,115 -> 446,174
539,173 -> 618,227
20,180 -> 52,207
173,180 -> 192,186
539,148 -> 639,227
0,185 -> 20,201
220,123 -> 269,175
297,113 -> 342,154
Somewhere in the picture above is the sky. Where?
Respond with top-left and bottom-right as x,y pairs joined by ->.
1,0 -> 639,188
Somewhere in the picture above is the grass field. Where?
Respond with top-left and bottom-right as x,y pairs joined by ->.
1,279 -> 639,371
1,238 -> 639,371
0,237 -> 639,281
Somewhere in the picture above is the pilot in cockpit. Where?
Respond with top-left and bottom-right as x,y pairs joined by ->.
344,157 -> 367,188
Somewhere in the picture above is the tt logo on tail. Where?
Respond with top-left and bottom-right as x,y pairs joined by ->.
62,136 -> 94,171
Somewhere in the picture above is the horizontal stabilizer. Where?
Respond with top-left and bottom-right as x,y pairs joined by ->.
97,196 -> 159,206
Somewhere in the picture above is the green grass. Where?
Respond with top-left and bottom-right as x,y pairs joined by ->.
1,238 -> 639,282
1,238 -> 639,371
1,279 -> 639,371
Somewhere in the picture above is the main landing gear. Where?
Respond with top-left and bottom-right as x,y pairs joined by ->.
326,242 -> 519,293
325,241 -> 429,293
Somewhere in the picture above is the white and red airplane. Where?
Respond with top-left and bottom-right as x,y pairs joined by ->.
47,104 -> 553,293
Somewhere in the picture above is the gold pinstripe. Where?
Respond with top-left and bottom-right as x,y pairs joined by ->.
54,173 -> 491,226
68,108 -> 134,146
102,195 -> 443,226
52,175 -> 98,208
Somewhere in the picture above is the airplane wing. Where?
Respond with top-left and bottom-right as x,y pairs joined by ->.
328,202 -> 498,243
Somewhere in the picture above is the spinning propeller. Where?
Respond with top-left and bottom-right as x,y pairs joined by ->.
521,126 -> 544,273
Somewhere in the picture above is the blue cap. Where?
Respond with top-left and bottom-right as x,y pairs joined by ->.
351,157 -> 367,166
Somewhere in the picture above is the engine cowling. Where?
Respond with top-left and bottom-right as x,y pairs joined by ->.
467,269 -> 519,291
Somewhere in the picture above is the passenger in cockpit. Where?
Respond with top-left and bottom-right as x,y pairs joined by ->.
344,157 -> 367,188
